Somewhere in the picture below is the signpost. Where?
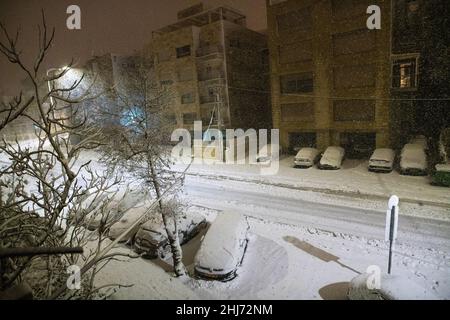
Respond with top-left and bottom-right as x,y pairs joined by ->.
385,195 -> 399,274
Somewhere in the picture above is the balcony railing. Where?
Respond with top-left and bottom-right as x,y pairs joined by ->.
200,95 -> 222,104
198,70 -> 225,81
196,45 -> 224,57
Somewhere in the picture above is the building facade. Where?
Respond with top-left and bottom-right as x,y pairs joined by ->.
390,0 -> 450,149
147,3 -> 271,133
267,0 -> 392,154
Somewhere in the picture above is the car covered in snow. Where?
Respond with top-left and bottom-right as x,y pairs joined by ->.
399,144 -> 428,176
85,189 -> 147,231
432,163 -> 450,187
409,135 -> 429,152
194,211 -> 249,281
368,148 -> 395,173
348,272 -> 438,300
108,204 -> 150,243
318,146 -> 345,170
294,148 -> 320,168
134,212 -> 207,259
255,144 -> 280,165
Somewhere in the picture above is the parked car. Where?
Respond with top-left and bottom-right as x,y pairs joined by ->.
108,205 -> 150,243
319,146 -> 345,170
134,212 -> 207,259
294,148 -> 320,168
400,144 -> 427,176
194,211 -> 249,281
431,164 -> 450,187
85,189 -> 147,231
256,144 -> 280,165
409,135 -> 429,152
368,148 -> 395,173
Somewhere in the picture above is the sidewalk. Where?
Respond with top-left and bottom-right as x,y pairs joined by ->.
173,156 -> 450,208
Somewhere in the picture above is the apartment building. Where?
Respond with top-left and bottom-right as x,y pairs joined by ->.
147,3 -> 271,133
267,0 -> 391,155
390,0 -> 450,148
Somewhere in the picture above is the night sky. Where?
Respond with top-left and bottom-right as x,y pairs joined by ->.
0,0 -> 267,96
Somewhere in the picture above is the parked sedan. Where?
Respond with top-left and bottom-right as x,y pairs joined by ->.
256,144 -> 281,165
400,144 -> 427,176
368,148 -> 395,173
134,212 -> 207,259
319,146 -> 345,170
194,211 -> 249,281
294,148 -> 320,168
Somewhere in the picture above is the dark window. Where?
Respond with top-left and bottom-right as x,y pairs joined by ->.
276,7 -> 312,32
406,0 -> 420,27
176,45 -> 191,58
392,57 -> 418,89
333,100 -> 375,122
181,93 -> 195,104
280,72 -> 313,94
182,112 -> 197,124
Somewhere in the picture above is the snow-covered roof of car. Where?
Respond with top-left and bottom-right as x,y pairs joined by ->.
370,148 -> 395,161
400,145 -> 427,169
194,211 -> 248,272
296,148 -> 319,159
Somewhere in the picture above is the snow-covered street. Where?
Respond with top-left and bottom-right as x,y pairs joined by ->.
96,173 -> 450,300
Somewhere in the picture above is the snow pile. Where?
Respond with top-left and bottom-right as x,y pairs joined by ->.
349,273 -> 439,300
435,164 -> 450,173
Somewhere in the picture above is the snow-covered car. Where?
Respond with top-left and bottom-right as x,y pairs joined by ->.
432,163 -> 450,187
400,144 -> 428,176
194,211 -> 249,281
294,148 -> 320,168
318,146 -> 345,170
368,148 -> 395,173
85,189 -> 147,231
256,144 -> 280,165
409,135 -> 429,152
134,212 -> 207,259
348,273 -> 438,300
108,204 -> 150,243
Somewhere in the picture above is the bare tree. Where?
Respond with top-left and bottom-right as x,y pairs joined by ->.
0,11 -> 126,299
98,53 -> 188,276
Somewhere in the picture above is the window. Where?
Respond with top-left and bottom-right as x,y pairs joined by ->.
181,92 -> 195,104
406,0 -> 420,26
182,113 -> 197,125
276,7 -> 312,33
333,100 -> 375,122
392,56 -> 418,89
333,29 -> 376,56
334,65 -> 376,89
176,45 -> 191,58
280,72 -> 313,94
281,103 -> 314,121
279,40 -> 312,64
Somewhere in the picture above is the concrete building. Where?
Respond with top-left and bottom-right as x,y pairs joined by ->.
267,0 -> 391,155
146,3 -> 271,133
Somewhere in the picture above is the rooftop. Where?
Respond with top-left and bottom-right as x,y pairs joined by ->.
153,6 -> 246,35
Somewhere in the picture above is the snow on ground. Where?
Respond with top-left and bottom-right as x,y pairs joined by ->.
95,204 -> 450,300
172,155 -> 450,208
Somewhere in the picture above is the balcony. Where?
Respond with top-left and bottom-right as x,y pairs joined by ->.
196,45 -> 224,58
200,95 -> 222,104
198,70 -> 225,82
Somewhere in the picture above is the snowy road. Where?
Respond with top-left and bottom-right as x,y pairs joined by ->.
184,176 -> 450,250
